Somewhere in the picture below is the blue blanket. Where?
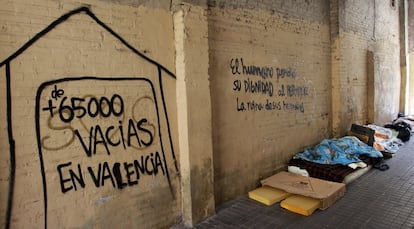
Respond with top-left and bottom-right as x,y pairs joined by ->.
294,136 -> 383,165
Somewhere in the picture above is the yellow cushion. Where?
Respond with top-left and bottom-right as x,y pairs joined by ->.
280,195 -> 322,216
248,186 -> 291,206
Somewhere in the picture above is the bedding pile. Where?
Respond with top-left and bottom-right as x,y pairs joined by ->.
289,136 -> 384,183
288,120 -> 411,183
366,124 -> 403,154
293,136 -> 382,166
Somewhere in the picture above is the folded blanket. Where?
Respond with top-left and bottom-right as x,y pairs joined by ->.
293,136 -> 383,165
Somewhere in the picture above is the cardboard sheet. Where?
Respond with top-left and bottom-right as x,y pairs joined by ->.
261,171 -> 345,209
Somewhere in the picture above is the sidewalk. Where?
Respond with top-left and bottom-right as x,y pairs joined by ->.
173,137 -> 414,229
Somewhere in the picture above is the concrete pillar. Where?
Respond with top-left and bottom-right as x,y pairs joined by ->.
407,0 -> 414,114
173,1 -> 215,226
400,0 -> 409,114
330,0 -> 341,137
367,50 -> 375,123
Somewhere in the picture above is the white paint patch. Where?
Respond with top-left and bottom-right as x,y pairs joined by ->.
95,195 -> 113,206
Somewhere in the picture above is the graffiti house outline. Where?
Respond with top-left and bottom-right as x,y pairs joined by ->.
0,6 -> 178,229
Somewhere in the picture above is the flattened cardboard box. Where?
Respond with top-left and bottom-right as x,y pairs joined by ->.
261,171 -> 346,210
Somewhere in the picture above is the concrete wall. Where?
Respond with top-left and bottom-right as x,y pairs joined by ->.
0,1 -> 181,228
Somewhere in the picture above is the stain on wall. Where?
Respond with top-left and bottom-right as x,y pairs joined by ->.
0,5 -> 180,228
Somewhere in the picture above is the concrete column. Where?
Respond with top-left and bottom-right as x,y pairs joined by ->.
367,50 -> 375,123
173,1 -> 215,226
330,0 -> 341,137
399,0 -> 409,114
407,0 -> 414,114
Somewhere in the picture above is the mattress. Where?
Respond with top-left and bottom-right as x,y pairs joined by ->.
288,155 -> 375,183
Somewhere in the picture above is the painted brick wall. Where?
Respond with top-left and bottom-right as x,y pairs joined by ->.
209,0 -> 402,205
0,0 -> 405,227
332,0 -> 375,135
208,0 -> 332,204
333,0 -> 400,134
0,0 -> 180,228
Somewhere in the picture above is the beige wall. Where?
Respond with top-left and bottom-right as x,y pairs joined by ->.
173,2 -> 215,225
409,52 -> 414,113
368,1 -> 401,125
209,0 -> 402,205
407,0 -> 414,114
0,1 -> 180,228
208,0 -> 332,204
332,0 -> 401,136
0,0 -> 406,228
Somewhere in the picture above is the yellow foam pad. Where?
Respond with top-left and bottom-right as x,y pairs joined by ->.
280,195 -> 322,216
248,186 -> 291,206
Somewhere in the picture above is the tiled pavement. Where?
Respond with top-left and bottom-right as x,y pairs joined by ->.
173,137 -> 414,229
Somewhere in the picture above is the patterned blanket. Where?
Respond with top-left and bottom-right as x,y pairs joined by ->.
293,136 -> 383,165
